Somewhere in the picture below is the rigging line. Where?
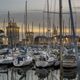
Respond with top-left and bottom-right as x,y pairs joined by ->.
42,0 -> 47,35
44,11 -> 77,15
46,0 -> 51,37
50,0 -> 53,11
72,0 -> 78,34
53,0 -> 57,26
25,0 -> 28,33
68,0 -> 76,39
70,2 -> 77,35
52,0 -> 57,37
63,19 -> 65,36
73,0 -> 77,27
50,0 -> 53,27
43,11 -> 45,36
69,17 -> 71,35
43,0 -> 47,11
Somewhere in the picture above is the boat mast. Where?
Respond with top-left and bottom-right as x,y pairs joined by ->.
8,11 -> 10,24
59,0 -> 63,80
32,22 -> 34,45
25,0 -> 28,45
28,24 -> 30,32
46,0 -> 51,37
68,0 -> 76,45
22,24 -> 24,41
69,18 -> 71,35
39,23 -> 41,36
62,19 -> 64,36
43,12 -> 45,36
68,0 -> 78,61
32,22 -> 33,33
25,0 -> 27,33
52,0 -> 56,37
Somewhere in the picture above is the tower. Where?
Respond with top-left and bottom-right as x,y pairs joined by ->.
6,12 -> 19,47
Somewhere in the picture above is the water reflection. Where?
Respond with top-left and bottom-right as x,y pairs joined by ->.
35,68 -> 50,79
0,65 -> 78,80
63,68 -> 77,80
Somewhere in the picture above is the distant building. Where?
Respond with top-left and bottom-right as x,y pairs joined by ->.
0,30 -> 8,45
25,32 -> 34,45
34,36 -> 48,45
6,22 -> 19,47
52,27 -> 58,36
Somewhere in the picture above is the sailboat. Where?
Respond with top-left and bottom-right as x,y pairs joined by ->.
0,12 -> 14,66
62,0 -> 77,68
13,54 -> 33,67
35,51 -> 55,68
0,47 -> 9,55
63,53 -> 77,68
0,53 -> 13,66
13,46 -> 33,67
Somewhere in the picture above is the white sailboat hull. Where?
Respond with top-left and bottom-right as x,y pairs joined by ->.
35,57 -> 55,67
63,54 -> 77,68
36,61 -> 54,67
13,56 -> 33,67
0,57 -> 13,65
63,61 -> 77,68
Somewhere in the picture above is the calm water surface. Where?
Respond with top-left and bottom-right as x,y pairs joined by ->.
0,57 -> 80,80
0,65 -> 79,80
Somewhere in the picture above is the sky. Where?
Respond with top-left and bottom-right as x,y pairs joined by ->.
0,0 -> 80,13
0,0 -> 80,28
0,0 -> 45,13
0,0 -> 80,39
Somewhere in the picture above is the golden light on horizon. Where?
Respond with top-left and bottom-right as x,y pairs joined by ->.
65,28 -> 69,33
76,29 -> 80,33
2,26 -> 80,34
0,23 -> 80,35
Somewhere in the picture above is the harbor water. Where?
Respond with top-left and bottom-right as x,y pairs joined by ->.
0,60 -> 80,80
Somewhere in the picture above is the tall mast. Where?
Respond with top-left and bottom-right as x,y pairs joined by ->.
43,12 -> 45,36
68,0 -> 76,44
31,22 -> 34,45
25,0 -> 28,45
32,22 -> 33,33
22,24 -> 24,40
8,11 -> 10,24
25,0 -> 28,33
28,24 -> 30,32
52,0 -> 56,37
69,18 -> 71,35
68,0 -> 78,59
63,19 -> 64,36
39,23 -> 41,36
59,0 -> 63,80
46,0 -> 51,37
